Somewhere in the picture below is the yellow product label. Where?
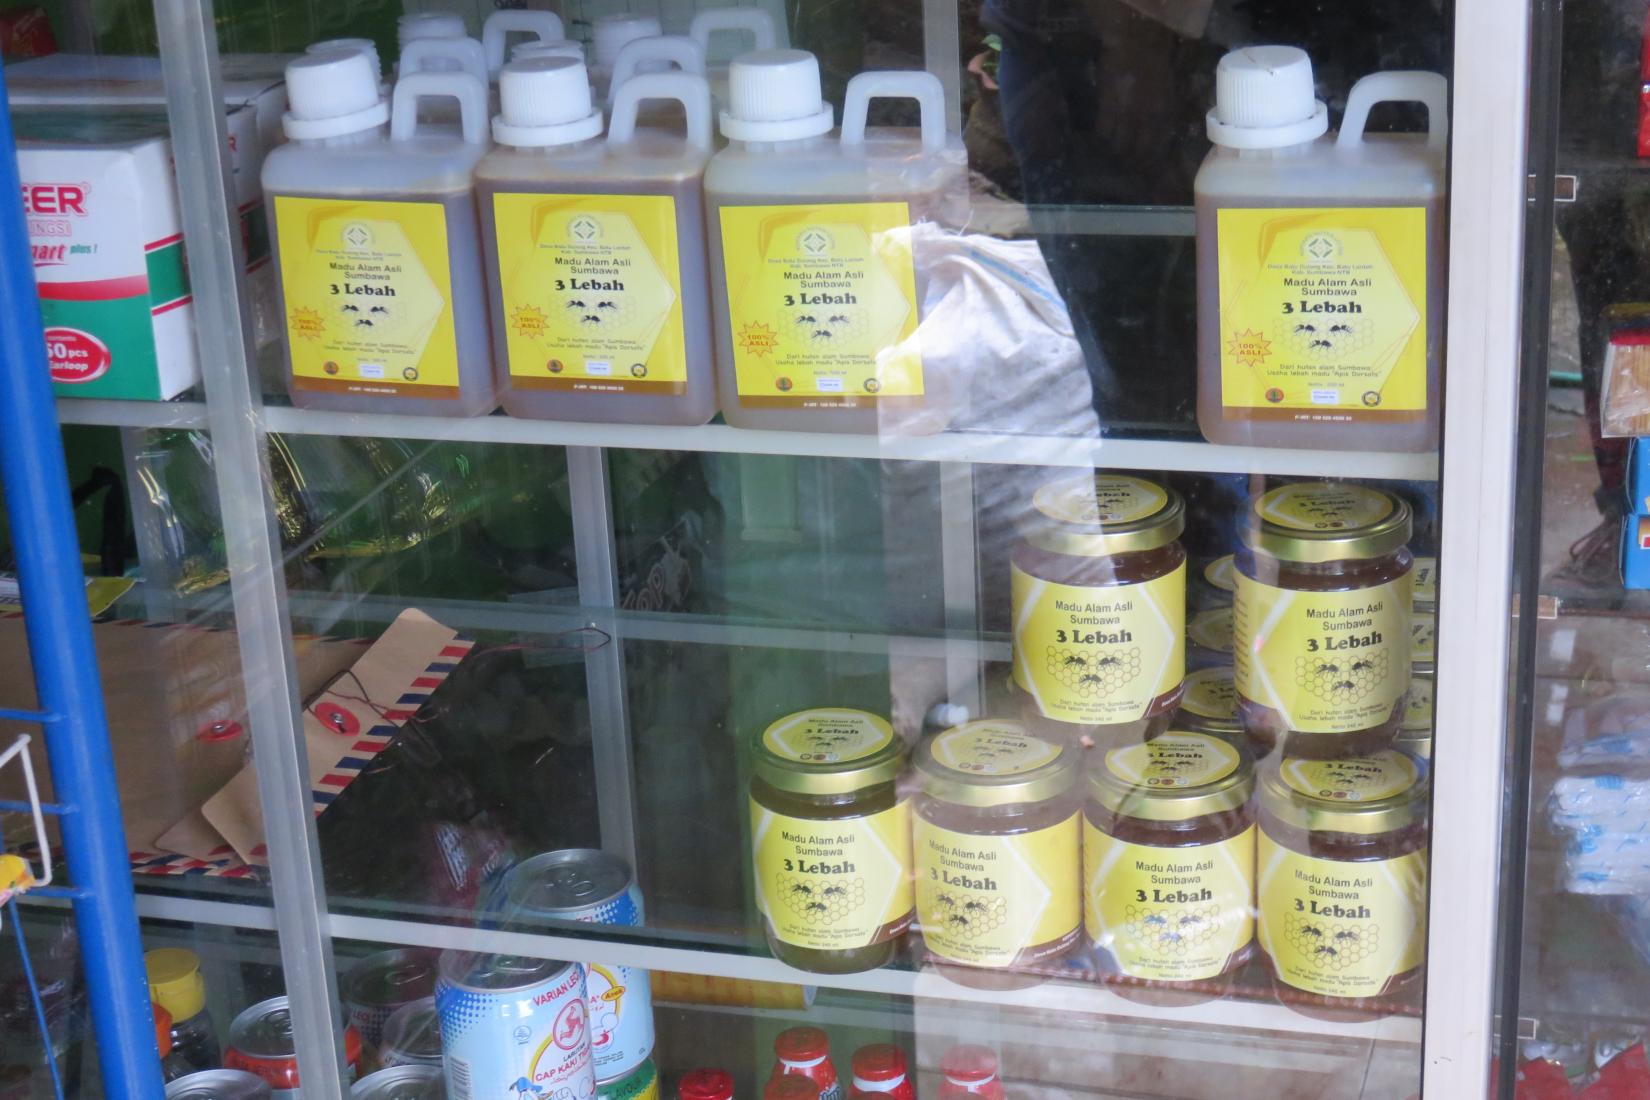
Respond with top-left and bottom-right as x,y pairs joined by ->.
1216,207 -> 1428,422
1256,483 -> 1396,531
275,196 -> 459,397
1010,562 -> 1185,725
1257,833 -> 1427,999
1411,610 -> 1436,665
492,192 -> 687,394
1189,607 -> 1233,654
1411,556 -> 1437,606
915,814 -> 1081,968
1181,666 -> 1238,721
763,709 -> 893,763
928,720 -> 1060,775
1279,752 -> 1417,802
1233,573 -> 1411,733
1032,475 -> 1168,526
1203,555 -> 1236,593
1104,733 -> 1241,789
1083,823 -> 1255,982
719,202 -> 922,405
751,799 -> 913,951
1403,677 -> 1433,732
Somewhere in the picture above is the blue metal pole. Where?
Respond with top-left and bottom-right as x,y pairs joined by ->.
0,69 -> 165,1100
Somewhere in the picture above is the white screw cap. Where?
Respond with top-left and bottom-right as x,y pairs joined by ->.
398,12 -> 466,46
308,37 -> 382,81
721,48 -> 833,142
1207,46 -> 1329,149
283,49 -> 389,140
513,39 -> 585,63
592,13 -> 661,69
493,56 -> 603,147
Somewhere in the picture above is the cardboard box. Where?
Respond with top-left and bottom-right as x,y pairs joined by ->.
1623,514 -> 1650,589
15,109 -> 200,400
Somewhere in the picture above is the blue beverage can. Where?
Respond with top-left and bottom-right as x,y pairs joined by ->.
435,952 -> 595,1100
491,850 -> 655,1082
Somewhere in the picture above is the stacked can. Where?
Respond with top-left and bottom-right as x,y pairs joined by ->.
434,952 -> 595,1100
380,997 -> 443,1068
490,850 -> 656,1084
597,1057 -> 659,1100
352,1065 -> 446,1100
224,997 -> 362,1098
342,948 -> 440,1066
164,1070 -> 272,1100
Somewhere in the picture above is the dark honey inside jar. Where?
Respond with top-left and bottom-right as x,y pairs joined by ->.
1172,665 -> 1274,758
1010,473 -> 1188,743
1084,731 -> 1256,1003
749,708 -> 914,975
1255,752 -> 1430,1019
1233,482 -> 1414,759
913,720 -> 1083,984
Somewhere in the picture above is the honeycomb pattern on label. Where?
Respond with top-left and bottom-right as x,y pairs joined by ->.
775,875 -> 865,925
925,891 -> 1008,942
1282,912 -> 1381,970
1292,651 -> 1389,705
1274,317 -> 1375,361
563,287 -> 643,334
1045,646 -> 1142,698
1124,904 -> 1223,956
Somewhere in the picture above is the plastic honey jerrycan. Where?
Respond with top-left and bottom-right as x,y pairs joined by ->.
688,8 -> 780,107
481,10 -> 565,80
264,53 -> 497,417
705,52 -> 966,434
589,12 -> 663,102
607,36 -> 707,134
398,12 -> 466,49
478,58 -> 718,425
1194,46 -> 1448,453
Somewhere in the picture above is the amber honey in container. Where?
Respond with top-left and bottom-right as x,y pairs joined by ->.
749,708 -> 914,975
1173,665 -> 1274,758
1233,482 -> 1414,758
1084,733 -> 1256,1003
1010,473 -> 1187,743
1255,751 -> 1429,1017
913,720 -> 1082,984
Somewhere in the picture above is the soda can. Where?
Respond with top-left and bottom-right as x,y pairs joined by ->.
165,1069 -> 274,1100
225,996 -> 362,1098
596,1058 -> 658,1100
491,850 -> 655,1081
352,1065 -> 447,1100
343,948 -> 440,1053
435,951 -> 595,1100
380,997 -> 443,1068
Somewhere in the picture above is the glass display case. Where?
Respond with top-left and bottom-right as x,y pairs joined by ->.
0,0 -> 1538,1097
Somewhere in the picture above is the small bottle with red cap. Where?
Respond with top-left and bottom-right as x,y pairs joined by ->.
938,1045 -> 1006,1100
768,1027 -> 843,1100
680,1069 -> 736,1100
765,1077 -> 821,1100
847,1045 -> 914,1100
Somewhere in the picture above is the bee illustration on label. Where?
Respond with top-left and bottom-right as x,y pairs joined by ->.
597,301 -> 617,311
1310,339 -> 1334,350
567,299 -> 587,309
1062,655 -> 1088,668
341,304 -> 360,313
828,314 -> 850,325
582,315 -> 602,325
354,318 -> 374,328
370,305 -> 389,315
777,874 -> 866,924
795,314 -> 818,326
811,329 -> 833,342
1293,323 -> 1316,333
1330,323 -> 1353,334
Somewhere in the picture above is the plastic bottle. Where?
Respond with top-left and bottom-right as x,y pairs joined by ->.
705,52 -> 965,433
1194,46 -> 1448,452
590,13 -> 664,100
398,12 -> 466,48
146,949 -> 220,1074
264,51 -> 496,417
846,1046 -> 914,1100
688,8 -> 779,106
399,35 -> 488,84
481,10 -> 564,79
477,58 -> 716,425
309,38 -> 384,85
607,36 -> 707,131
767,1027 -> 841,1100
514,40 -> 585,64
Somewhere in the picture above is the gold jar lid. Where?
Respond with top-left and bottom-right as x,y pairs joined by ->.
915,719 -> 1078,808
1243,483 -> 1412,565
1259,752 -> 1427,836
1022,474 -> 1185,558
1188,607 -> 1234,654
753,708 -> 905,796
1402,672 -> 1433,732
1203,554 -> 1237,594
1177,666 -> 1242,735
1089,732 -> 1254,823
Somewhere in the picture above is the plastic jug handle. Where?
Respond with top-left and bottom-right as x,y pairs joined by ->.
840,70 -> 946,152
609,71 -> 714,151
688,8 -> 778,53
482,10 -> 565,75
1337,71 -> 1449,150
608,35 -> 706,101
391,71 -> 490,145
398,36 -> 490,90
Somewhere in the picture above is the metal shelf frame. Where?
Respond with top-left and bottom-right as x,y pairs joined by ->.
0,67 -> 165,1100
22,0 -> 1533,1095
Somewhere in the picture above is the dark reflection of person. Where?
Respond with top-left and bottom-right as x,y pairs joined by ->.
979,0 -> 1451,432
